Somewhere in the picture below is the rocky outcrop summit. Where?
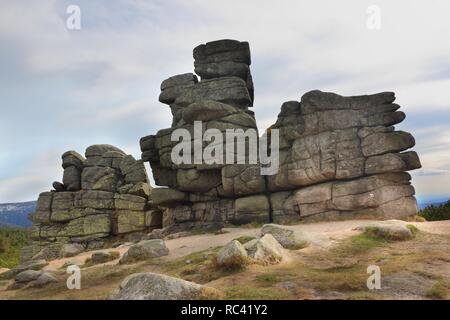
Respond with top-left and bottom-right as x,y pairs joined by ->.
139,39 -> 421,232
22,145 -> 162,262
20,39 -> 422,262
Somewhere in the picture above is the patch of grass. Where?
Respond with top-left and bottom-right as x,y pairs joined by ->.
412,270 -> 441,280
225,285 -> 290,300
334,232 -> 389,256
210,254 -> 250,272
254,272 -> 296,285
0,227 -> 29,268
408,215 -> 426,222
426,280 -> 450,299
233,236 -> 256,244
406,224 -> 419,236
159,247 -> 234,283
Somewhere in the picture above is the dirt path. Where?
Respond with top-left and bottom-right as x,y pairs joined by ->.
43,220 -> 450,272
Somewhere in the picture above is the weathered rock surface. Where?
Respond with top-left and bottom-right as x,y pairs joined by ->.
119,239 -> 169,264
216,240 -> 248,267
359,220 -> 415,240
260,224 -> 306,249
90,251 -> 117,264
8,270 -> 57,290
244,234 -> 284,263
22,144 -> 161,263
22,39 -> 423,258
109,272 -> 220,300
60,243 -> 85,258
139,39 -> 421,234
0,259 -> 48,280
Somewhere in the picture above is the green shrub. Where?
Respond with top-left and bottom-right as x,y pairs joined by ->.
419,200 -> 450,221
0,237 -> 7,253
0,227 -> 29,268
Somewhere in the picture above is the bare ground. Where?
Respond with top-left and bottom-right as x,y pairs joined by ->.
0,219 -> 449,300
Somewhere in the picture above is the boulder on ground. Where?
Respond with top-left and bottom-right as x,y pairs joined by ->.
90,251 -> 118,264
15,270 -> 43,283
60,243 -> 85,258
9,270 -> 57,290
216,240 -> 248,268
119,239 -> 169,264
109,272 -> 221,300
0,259 -> 48,280
28,272 -> 58,288
261,224 -> 307,249
244,234 -> 284,263
359,220 -> 415,241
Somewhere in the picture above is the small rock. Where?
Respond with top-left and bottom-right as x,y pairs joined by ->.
118,242 -> 134,248
120,239 -> 169,264
52,181 -> 65,192
261,224 -> 306,249
1,259 -> 48,280
86,240 -> 105,251
91,252 -> 114,264
216,240 -> 248,267
60,243 -> 85,258
15,270 -> 43,283
244,234 -> 284,263
28,272 -> 58,288
109,272 -> 221,300
124,232 -> 147,243
147,229 -> 165,240
112,241 -> 124,248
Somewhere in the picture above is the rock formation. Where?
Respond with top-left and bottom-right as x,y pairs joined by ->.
22,144 -> 161,262
21,39 -> 422,261
140,39 -> 421,231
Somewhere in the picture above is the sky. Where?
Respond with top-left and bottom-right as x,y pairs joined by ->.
0,0 -> 449,203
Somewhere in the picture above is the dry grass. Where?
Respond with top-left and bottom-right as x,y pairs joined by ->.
1,227 -> 448,300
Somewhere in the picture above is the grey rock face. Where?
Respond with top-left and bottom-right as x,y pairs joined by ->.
29,272 -> 58,288
261,224 -> 301,249
244,234 -> 284,263
15,270 -> 43,283
109,272 -> 217,300
359,220 -> 415,240
9,270 -> 57,290
139,39 -> 421,233
216,240 -> 248,267
91,251 -> 115,264
119,239 -> 169,264
60,243 -> 85,258
24,143 -> 158,263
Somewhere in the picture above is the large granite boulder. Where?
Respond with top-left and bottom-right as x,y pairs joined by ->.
109,272 -> 221,300
139,39 -> 422,233
22,144 -> 158,263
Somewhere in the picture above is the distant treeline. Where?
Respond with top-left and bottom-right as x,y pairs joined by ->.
419,200 -> 450,221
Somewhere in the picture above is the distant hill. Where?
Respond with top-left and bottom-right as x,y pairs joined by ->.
0,201 -> 36,228
418,197 -> 449,210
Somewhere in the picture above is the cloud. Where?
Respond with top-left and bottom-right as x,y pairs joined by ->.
1,0 -> 450,202
0,176 -> 48,203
